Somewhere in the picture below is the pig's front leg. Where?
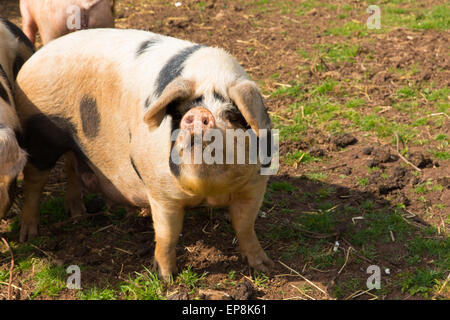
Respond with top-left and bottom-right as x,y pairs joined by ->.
229,185 -> 274,272
150,199 -> 184,280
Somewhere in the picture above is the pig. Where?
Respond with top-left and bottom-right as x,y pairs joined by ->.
15,28 -> 275,279
0,18 -> 35,218
20,0 -> 115,45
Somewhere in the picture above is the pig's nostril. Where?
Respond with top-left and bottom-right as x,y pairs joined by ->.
184,116 -> 194,124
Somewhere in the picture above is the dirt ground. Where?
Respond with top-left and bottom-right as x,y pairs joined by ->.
0,0 -> 448,300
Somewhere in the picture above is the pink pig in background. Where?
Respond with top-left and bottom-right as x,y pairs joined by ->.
20,0 -> 115,45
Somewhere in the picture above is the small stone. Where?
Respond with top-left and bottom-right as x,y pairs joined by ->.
230,281 -> 254,300
362,147 -> 373,155
409,151 -> 433,168
309,147 -> 326,157
393,166 -> 407,179
367,159 -> 379,168
333,134 -> 358,148
372,147 -> 391,163
343,167 -> 353,176
199,289 -> 232,300
168,291 -> 189,300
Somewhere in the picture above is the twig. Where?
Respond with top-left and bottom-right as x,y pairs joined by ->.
341,238 -> 372,264
1,237 -> 14,300
114,247 -> 133,255
0,282 -> 22,291
290,284 -> 316,300
345,288 -> 378,300
314,164 -> 347,173
93,224 -> 114,235
292,224 -> 338,239
394,132 -> 421,172
278,260 -> 329,298
427,112 -> 449,119
338,247 -> 353,274
389,230 -> 395,242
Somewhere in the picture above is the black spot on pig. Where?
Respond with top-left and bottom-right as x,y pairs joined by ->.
144,96 -> 151,109
169,140 -> 181,178
136,38 -> 160,57
130,156 -> 144,183
20,114 -> 87,171
155,45 -> 203,96
12,55 -> 25,80
0,18 -> 35,52
0,65 -> 12,91
213,91 -> 227,103
80,95 -> 100,138
0,82 -> 10,104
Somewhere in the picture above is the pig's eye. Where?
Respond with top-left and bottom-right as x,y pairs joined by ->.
224,109 -> 248,128
167,101 -> 183,123
192,96 -> 204,106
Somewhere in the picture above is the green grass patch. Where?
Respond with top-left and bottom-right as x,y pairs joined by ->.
400,269 -> 444,297
120,267 -> 165,300
325,21 -> 369,37
39,197 -> 68,225
31,263 -> 67,298
317,43 -> 361,63
78,287 -> 117,300
269,181 -> 296,193
176,266 -> 207,291
284,151 -> 320,166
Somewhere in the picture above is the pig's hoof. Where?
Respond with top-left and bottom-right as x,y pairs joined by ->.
246,251 -> 274,273
19,222 -> 38,243
153,259 -> 177,282
64,199 -> 86,217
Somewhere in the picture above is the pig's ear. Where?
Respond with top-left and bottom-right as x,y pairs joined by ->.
144,78 -> 195,129
228,80 -> 272,136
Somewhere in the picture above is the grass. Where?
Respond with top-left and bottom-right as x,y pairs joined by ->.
176,266 -> 207,291
120,267 -> 166,300
269,181 -> 296,192
284,151 -> 321,166
31,263 -> 67,299
78,287 -> 117,300
400,269 -> 445,297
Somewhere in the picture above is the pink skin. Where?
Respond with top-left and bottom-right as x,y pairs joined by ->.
180,107 -> 216,134
19,0 -> 114,45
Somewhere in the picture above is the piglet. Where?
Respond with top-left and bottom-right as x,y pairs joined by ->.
20,0 -> 114,45
0,18 -> 35,218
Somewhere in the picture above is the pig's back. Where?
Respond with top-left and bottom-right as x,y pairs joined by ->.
19,28 -> 247,99
19,28 -> 194,88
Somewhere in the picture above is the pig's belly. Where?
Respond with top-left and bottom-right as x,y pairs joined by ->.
91,167 -> 149,207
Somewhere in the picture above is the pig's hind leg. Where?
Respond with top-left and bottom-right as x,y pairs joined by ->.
20,163 -> 50,242
64,151 -> 86,217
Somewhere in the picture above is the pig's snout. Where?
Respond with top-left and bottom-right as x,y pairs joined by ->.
180,107 -> 215,134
